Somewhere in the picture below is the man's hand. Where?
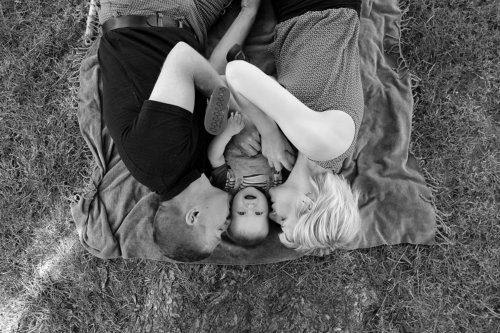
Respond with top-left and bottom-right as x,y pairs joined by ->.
224,112 -> 245,136
261,130 -> 296,172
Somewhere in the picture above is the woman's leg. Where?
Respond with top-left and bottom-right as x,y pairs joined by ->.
226,61 -> 355,161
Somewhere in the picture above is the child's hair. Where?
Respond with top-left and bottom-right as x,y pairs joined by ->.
278,172 -> 361,252
227,216 -> 269,246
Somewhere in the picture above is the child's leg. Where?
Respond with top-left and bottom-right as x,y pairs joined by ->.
226,61 -> 355,161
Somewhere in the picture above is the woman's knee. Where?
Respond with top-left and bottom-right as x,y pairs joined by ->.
225,60 -> 246,93
226,60 -> 262,94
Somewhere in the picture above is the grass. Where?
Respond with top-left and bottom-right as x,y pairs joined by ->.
0,0 -> 499,332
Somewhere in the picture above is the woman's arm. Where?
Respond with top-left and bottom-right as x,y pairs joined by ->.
226,61 -> 355,161
209,0 -> 261,74
230,85 -> 296,171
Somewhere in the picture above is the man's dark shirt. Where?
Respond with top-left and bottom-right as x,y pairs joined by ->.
98,27 -> 210,199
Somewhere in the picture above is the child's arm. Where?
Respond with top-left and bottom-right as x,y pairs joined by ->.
208,112 -> 245,168
230,116 -> 261,156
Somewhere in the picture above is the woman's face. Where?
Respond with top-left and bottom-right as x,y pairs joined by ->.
268,184 -> 306,238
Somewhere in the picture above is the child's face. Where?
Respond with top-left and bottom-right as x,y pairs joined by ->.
231,186 -> 269,226
229,187 -> 269,243
231,186 -> 269,217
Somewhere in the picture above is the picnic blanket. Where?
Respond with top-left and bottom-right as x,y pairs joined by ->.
71,0 -> 436,264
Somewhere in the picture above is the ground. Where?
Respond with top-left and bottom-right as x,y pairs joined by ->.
0,0 -> 498,332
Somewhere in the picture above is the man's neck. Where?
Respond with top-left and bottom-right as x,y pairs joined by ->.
173,174 -> 211,208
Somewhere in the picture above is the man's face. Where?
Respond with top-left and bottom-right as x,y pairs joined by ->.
198,188 -> 231,251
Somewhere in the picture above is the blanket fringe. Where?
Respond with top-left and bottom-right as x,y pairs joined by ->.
66,0 -> 103,202
69,0 -> 101,87
434,212 -> 455,247
83,0 -> 100,47
67,46 -> 97,203
68,40 -> 99,203
419,165 -> 453,246
398,0 -> 422,99
382,0 -> 413,81
399,0 -> 447,246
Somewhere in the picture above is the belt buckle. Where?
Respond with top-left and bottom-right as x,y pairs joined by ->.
146,12 -> 163,27
145,14 -> 157,27
152,12 -> 181,29
157,12 -> 163,27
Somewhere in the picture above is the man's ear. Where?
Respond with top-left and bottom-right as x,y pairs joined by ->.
186,208 -> 200,226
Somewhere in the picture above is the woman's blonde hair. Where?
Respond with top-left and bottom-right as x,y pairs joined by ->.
279,172 -> 361,253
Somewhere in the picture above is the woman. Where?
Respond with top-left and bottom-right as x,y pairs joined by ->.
225,0 -> 363,253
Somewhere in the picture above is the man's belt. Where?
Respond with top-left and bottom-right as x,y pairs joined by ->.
102,13 -> 194,35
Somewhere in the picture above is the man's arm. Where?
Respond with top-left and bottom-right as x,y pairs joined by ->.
149,42 -> 227,110
209,0 -> 261,74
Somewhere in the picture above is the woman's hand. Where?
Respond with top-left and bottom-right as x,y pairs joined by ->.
240,0 -> 261,12
261,129 -> 296,172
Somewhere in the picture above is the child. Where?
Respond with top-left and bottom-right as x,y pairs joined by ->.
208,112 -> 282,246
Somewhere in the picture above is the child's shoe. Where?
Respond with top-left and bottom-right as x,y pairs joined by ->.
205,86 -> 230,135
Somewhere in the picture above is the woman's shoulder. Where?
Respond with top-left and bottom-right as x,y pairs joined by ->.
310,109 -> 359,172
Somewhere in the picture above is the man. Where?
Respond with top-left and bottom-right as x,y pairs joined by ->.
97,0 -> 261,261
